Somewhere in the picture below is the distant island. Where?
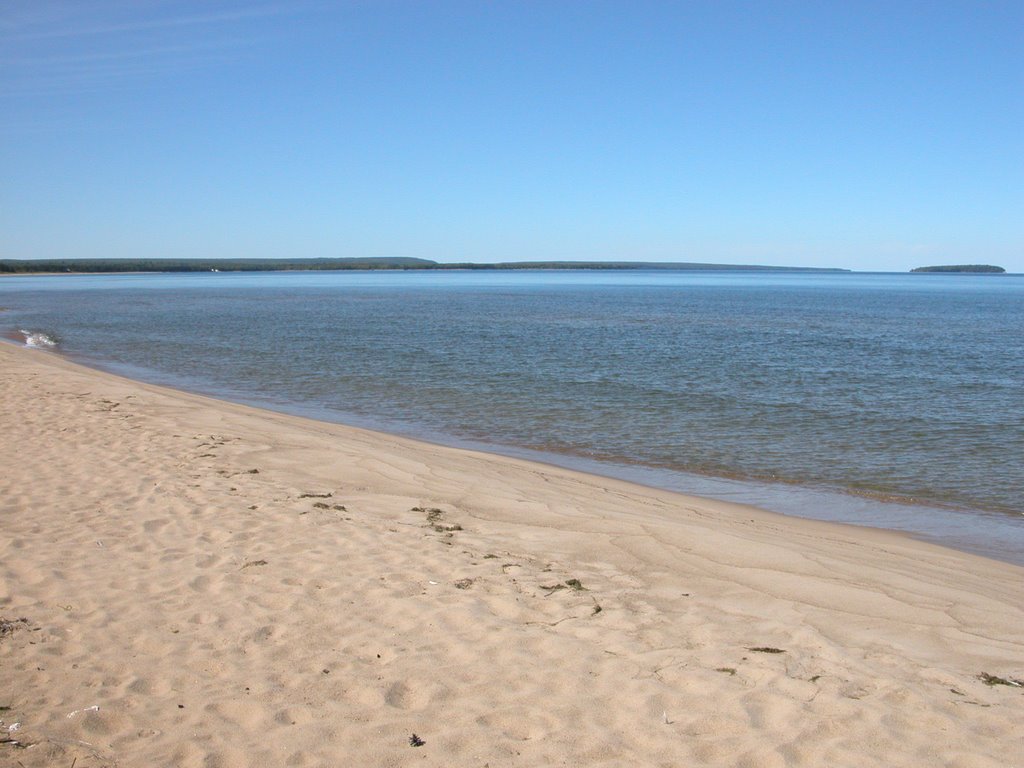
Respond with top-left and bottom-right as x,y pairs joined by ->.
911,265 -> 1006,274
0,258 -> 850,275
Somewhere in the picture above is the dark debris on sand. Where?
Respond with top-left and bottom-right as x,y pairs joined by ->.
0,617 -> 29,639
978,672 -> 1023,688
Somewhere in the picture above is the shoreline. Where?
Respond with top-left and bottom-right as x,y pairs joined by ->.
190,400 -> 1024,567
9,334 -> 1022,567
2,342 -> 1022,766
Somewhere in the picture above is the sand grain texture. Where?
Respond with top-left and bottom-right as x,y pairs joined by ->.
1,343 -> 1022,767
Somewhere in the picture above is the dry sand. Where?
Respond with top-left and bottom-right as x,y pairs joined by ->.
1,342 -> 1022,767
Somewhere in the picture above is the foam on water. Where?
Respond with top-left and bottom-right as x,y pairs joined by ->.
18,329 -> 58,348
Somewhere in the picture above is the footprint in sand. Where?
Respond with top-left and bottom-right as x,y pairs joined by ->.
142,517 -> 169,533
189,574 -> 212,592
384,680 -> 446,710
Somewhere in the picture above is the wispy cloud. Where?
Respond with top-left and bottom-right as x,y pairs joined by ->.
0,1 -> 318,97
4,3 -> 297,42
2,50 -> 252,98
14,39 -> 251,66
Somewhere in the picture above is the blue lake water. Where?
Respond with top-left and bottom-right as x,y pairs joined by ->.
3,269 -> 1022,564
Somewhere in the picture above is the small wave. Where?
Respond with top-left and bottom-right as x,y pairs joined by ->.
19,329 -> 59,349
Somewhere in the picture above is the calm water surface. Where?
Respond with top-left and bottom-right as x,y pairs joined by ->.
3,270 -> 1022,563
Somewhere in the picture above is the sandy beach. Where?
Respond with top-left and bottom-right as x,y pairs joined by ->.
1,342 -> 1021,767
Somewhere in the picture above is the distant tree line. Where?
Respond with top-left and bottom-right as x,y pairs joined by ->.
0,257 -> 850,275
910,265 -> 1005,273
0,257 -> 434,274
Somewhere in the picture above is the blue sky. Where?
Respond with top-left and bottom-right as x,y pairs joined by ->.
2,1 -> 1021,271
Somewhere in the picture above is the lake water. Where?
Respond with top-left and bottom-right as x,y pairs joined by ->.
3,269 -> 1022,564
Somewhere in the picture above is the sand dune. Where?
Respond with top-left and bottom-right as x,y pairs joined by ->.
1,342 -> 1021,767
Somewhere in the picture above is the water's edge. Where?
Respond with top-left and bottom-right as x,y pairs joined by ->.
9,338 -> 1022,567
